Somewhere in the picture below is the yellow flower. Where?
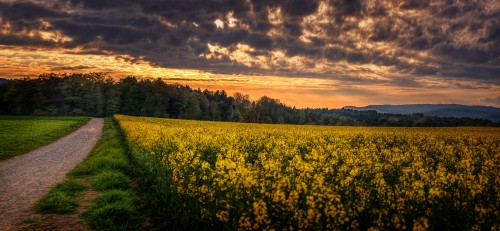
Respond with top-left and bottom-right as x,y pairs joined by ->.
114,114 -> 500,230
216,210 -> 230,222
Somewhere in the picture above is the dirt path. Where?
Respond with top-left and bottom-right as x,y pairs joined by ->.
0,118 -> 104,230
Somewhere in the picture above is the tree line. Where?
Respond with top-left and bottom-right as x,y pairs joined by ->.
0,73 -> 497,127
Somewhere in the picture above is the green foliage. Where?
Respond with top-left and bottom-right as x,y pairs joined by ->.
82,190 -> 137,231
126,145 -> 175,229
70,155 -> 128,177
52,178 -> 88,196
36,192 -> 79,214
1,73 -> 496,126
0,116 -> 90,159
36,178 -> 87,214
91,170 -> 131,192
61,73 -> 105,116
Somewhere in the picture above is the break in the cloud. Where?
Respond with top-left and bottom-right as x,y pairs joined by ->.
0,0 -> 499,107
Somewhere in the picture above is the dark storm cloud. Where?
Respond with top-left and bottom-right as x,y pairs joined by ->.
69,0 -> 128,10
159,77 -> 247,82
0,1 -> 65,20
0,0 -> 498,87
50,65 -> 92,71
442,65 -> 500,84
0,33 -> 54,47
282,0 -> 320,17
399,0 -> 429,10
454,82 -> 490,90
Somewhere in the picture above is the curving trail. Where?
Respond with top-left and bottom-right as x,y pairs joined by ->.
0,118 -> 103,230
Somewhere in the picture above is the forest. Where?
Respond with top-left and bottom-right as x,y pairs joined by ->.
0,73 -> 497,127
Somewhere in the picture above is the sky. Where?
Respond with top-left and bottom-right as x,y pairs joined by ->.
0,0 -> 499,108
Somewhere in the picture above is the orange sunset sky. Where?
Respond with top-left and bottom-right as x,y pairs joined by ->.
0,0 -> 499,108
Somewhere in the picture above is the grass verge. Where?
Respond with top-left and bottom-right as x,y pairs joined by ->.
0,116 -> 91,160
90,170 -> 131,192
32,118 -> 140,231
36,178 -> 87,214
82,190 -> 136,230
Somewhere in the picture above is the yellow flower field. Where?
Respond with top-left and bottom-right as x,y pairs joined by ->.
115,115 -> 500,230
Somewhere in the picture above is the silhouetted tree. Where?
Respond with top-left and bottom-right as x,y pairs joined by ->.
0,73 -> 497,127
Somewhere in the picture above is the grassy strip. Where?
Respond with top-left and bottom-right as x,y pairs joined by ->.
0,116 -> 91,160
82,190 -> 137,230
34,118 -> 140,231
36,178 -> 87,214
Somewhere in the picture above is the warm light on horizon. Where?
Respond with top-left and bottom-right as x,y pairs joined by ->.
0,0 -> 498,108
1,45 -> 499,109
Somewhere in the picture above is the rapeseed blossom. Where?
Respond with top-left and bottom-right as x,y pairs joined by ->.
115,115 -> 500,230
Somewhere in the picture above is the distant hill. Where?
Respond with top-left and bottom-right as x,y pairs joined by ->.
0,78 -> 11,84
344,104 -> 500,122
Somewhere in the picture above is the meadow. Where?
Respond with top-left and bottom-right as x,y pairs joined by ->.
116,115 -> 500,230
0,116 -> 90,160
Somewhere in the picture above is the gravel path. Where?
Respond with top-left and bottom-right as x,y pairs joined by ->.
0,118 -> 104,229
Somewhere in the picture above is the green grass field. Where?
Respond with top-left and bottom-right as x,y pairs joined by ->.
0,116 -> 91,160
